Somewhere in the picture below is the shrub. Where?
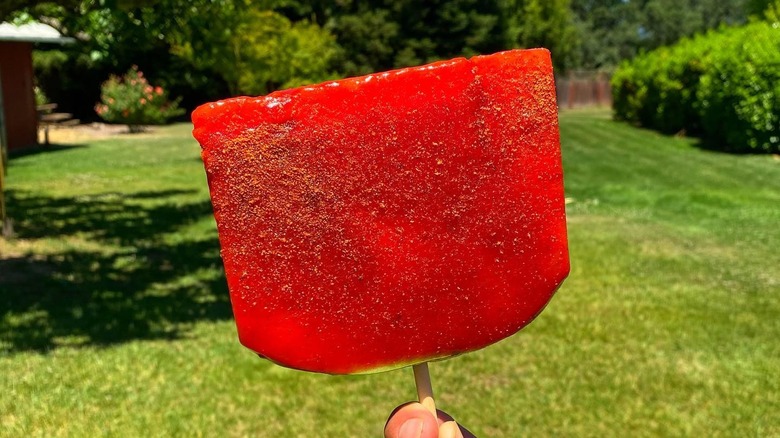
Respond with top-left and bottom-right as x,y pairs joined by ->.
612,32 -> 719,135
612,19 -> 780,153
95,66 -> 185,133
696,23 -> 780,152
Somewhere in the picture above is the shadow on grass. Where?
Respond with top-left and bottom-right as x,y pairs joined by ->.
0,189 -> 231,353
8,143 -> 88,159
689,137 -> 775,155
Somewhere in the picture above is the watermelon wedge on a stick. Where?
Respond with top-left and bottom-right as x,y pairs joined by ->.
192,48 -> 569,416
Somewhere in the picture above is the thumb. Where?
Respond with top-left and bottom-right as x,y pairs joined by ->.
384,402 -> 440,438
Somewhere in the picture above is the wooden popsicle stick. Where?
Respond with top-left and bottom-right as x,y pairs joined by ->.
413,362 -> 437,417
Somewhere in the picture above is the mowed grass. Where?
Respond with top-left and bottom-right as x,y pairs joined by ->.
1,111 -> 778,437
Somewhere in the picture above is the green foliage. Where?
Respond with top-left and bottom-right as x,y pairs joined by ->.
326,8 -> 399,75
95,66 -> 184,132
502,0 -> 578,71
14,0 -> 763,118
17,1 -> 168,68
611,37 -> 715,134
570,0 -> 642,70
271,19 -> 342,90
20,1 -> 228,118
32,50 -> 67,107
747,0 -> 778,16
612,20 -> 780,153
696,19 -> 780,152
570,0 -> 750,70
323,0 -> 506,76
762,0 -> 780,20
163,1 -> 341,96
33,86 -> 48,106
641,0 -> 710,47
0,0 -> 76,22
31,49 -> 69,74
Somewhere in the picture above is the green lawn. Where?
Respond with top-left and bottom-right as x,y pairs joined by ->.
1,111 -> 778,437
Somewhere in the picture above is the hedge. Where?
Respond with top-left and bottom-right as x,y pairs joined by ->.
612,19 -> 780,153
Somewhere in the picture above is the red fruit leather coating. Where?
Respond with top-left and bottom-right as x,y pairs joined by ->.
192,48 -> 569,374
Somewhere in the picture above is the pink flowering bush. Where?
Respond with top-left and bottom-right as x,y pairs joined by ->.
95,66 -> 184,133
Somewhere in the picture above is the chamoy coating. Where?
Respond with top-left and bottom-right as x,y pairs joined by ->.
192,48 -> 569,374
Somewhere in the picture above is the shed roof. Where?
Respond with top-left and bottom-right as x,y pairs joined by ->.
0,21 -> 75,44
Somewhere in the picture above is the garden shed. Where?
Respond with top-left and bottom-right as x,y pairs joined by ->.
0,21 -> 73,235
0,21 -> 73,153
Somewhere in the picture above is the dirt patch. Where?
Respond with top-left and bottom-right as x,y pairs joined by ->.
40,123 -> 153,144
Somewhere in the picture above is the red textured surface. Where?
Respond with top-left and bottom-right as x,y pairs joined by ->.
192,48 -> 569,374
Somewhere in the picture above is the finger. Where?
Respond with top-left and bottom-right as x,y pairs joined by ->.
438,421 -> 464,438
385,402 -> 440,438
436,411 -> 476,438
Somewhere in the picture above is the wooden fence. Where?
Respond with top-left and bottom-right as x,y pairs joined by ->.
555,71 -> 612,109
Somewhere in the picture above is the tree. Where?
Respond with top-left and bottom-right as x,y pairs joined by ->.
9,0 -> 340,112
570,0 -> 751,71
390,0 -> 506,66
501,0 -> 579,71
746,0 -> 777,15
6,2 -> 169,118
169,3 -> 340,95
0,0 -> 79,22
570,0 -> 642,70
313,0 -> 506,76
322,7 -> 400,75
